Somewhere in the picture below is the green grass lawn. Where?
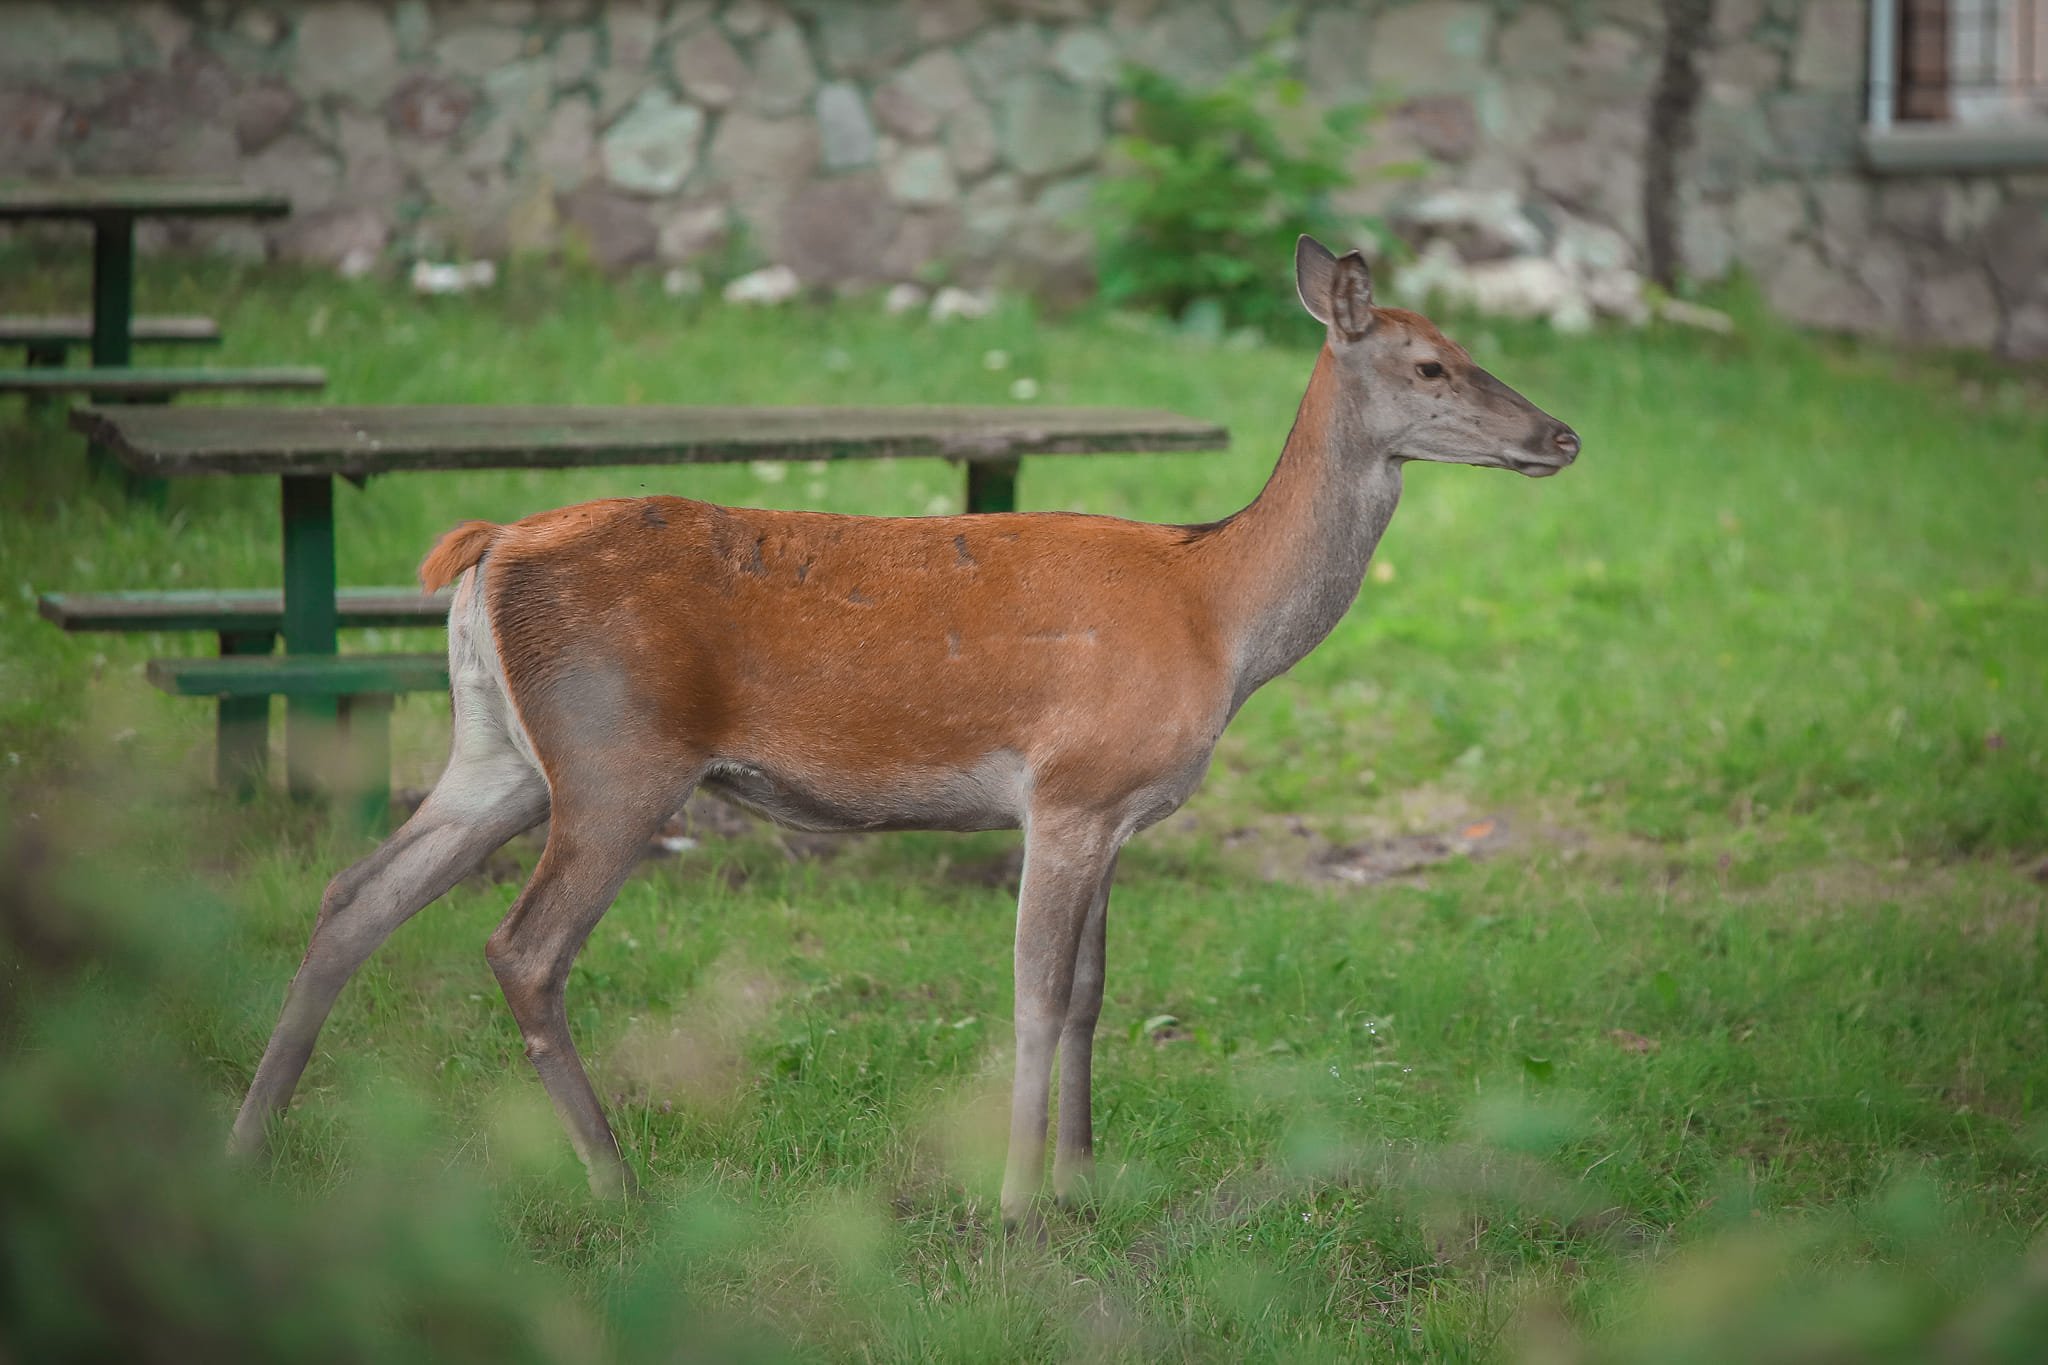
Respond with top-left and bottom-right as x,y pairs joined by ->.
2,250 -> 2045,1363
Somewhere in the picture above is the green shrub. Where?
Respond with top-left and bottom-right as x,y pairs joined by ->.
1092,46 -> 1401,333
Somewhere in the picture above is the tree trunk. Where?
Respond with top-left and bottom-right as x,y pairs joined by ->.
1644,0 -> 1715,291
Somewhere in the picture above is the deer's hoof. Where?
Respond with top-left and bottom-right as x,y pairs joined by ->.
1001,1208 -> 1050,1246
584,1155 -> 641,1201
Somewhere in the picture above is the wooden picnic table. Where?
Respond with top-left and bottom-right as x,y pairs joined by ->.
71,403 -> 1231,809
0,178 -> 289,371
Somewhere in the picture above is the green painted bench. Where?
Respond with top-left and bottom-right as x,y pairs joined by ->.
1,314 -> 222,367
148,652 -> 451,827
0,365 -> 326,398
40,588 -> 452,811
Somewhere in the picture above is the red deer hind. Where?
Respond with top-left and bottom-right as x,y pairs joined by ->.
230,237 -> 1579,1223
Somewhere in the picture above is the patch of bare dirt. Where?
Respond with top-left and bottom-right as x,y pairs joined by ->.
1198,787 -> 1550,888
934,846 -> 1026,892
1313,817 -> 1514,885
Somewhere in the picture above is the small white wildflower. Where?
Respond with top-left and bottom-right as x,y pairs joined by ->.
1009,376 -> 1039,401
982,348 -> 1010,371
749,461 -> 788,484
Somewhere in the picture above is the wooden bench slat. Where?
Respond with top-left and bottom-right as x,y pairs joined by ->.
40,588 -> 450,633
68,404 -> 1232,478
0,315 -> 221,345
146,652 -> 449,698
2,366 -> 325,396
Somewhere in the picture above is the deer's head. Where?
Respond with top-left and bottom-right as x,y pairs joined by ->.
1295,235 -> 1579,477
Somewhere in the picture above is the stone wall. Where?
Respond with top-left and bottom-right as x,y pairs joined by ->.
1,0 -> 2042,356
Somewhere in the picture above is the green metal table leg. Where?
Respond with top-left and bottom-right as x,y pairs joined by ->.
216,629 -> 277,796
338,693 -> 394,832
965,458 -> 1020,514
24,340 -> 64,416
281,475 -> 340,800
89,215 -> 134,370
88,213 -> 142,490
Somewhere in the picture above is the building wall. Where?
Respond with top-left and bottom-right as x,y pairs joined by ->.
2,0 -> 2042,356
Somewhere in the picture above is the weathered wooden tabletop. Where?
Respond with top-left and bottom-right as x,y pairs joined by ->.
70,405 -> 1232,479
0,178 -> 291,220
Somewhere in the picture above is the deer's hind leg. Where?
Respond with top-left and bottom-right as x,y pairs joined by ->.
1053,852 -> 1118,1205
230,746 -> 548,1156
484,766 -> 697,1197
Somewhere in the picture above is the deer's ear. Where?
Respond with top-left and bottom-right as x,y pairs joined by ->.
1296,237 -> 1375,341
1328,250 -> 1375,341
1295,235 -> 1337,325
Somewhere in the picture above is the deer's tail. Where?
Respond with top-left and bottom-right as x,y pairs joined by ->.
419,520 -> 504,592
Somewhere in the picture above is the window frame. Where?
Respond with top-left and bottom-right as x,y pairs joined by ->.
1862,0 -> 2048,172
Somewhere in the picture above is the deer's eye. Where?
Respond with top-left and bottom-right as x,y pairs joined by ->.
1416,361 -> 1447,380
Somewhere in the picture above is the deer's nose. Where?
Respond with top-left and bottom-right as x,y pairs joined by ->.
1551,425 -> 1580,461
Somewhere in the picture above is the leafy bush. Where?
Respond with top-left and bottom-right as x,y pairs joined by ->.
1093,46 -> 1399,333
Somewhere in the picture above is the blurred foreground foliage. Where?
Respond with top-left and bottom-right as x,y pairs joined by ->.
0,817 -> 777,1365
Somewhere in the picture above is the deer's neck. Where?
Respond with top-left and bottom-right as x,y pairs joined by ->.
1202,348 -> 1401,710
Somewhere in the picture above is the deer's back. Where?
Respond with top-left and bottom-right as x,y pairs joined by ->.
479,496 -> 1235,819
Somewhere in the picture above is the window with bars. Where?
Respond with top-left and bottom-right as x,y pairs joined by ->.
1867,0 -> 2048,167
1872,0 -> 2048,125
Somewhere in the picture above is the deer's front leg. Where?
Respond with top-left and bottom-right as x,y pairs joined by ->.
1053,854 -> 1117,1205
1002,813 -> 1120,1228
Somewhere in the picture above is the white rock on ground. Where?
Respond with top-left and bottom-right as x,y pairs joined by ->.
1583,269 -> 1652,324
883,281 -> 928,315
722,264 -> 801,305
928,285 -> 995,321
409,259 -> 497,294
1655,297 -> 1738,334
